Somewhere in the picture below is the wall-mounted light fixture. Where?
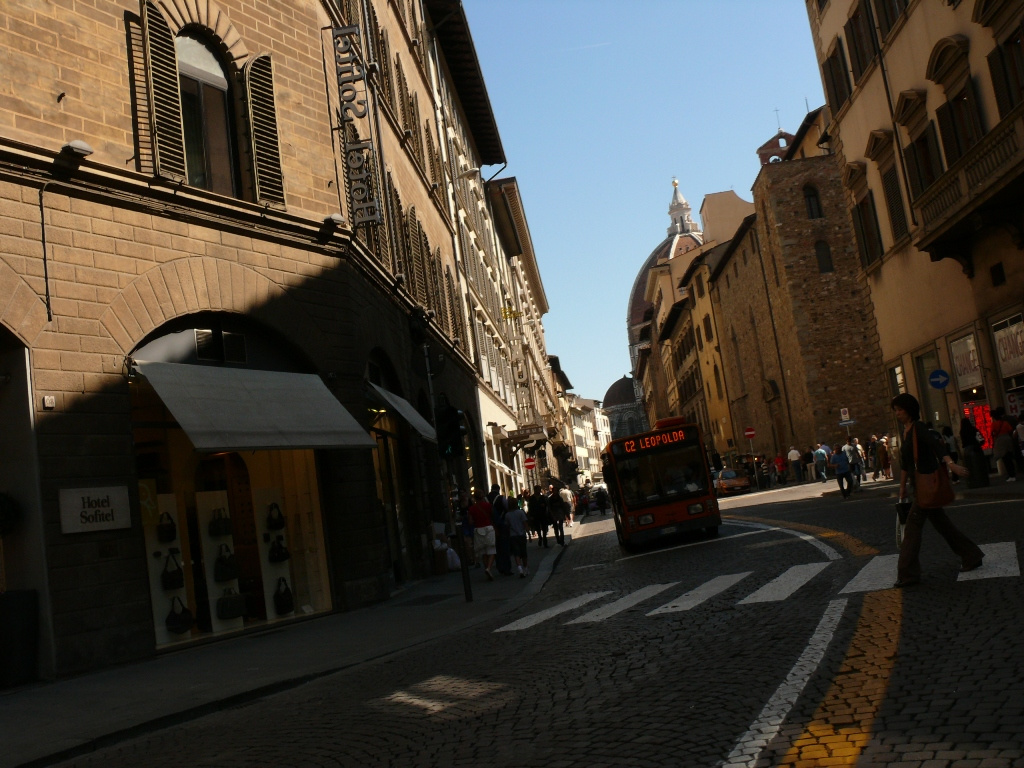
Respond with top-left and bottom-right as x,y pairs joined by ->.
55,140 -> 93,171
457,167 -> 480,180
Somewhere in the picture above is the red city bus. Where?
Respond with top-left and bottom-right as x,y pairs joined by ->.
601,417 -> 721,550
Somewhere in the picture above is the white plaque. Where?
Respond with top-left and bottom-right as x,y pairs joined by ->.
59,486 -> 131,533
950,334 -> 982,390
994,317 -> 1024,378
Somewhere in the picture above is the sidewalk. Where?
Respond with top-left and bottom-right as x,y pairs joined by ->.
817,472 -> 1024,501
0,536 -> 570,768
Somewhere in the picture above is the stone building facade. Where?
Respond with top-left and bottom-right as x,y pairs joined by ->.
0,0 -> 555,682
806,0 -> 1024,450
710,113 -> 890,459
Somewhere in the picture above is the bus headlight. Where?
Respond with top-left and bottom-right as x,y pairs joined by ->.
638,514 -> 654,525
688,503 -> 704,515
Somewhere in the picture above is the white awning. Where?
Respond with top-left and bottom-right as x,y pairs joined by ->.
369,383 -> 436,441
135,361 -> 376,452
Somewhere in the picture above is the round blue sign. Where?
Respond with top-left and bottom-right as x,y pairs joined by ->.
928,369 -> 951,389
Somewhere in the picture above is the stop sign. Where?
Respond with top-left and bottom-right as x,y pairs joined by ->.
744,427 -> 756,439
524,457 -> 537,470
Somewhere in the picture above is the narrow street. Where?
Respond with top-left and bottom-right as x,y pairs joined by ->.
47,481 -> 1024,767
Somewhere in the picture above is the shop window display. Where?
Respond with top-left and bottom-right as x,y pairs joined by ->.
134,377 -> 330,648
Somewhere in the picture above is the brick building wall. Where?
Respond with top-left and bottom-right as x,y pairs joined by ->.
0,0 -> 486,677
712,154 -> 890,458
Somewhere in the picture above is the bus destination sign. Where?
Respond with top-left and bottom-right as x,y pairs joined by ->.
622,428 -> 689,454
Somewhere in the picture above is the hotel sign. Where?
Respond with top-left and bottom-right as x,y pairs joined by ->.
59,486 -> 131,534
332,25 -> 381,226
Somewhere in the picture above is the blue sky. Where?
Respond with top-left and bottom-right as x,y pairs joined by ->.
461,0 -> 826,402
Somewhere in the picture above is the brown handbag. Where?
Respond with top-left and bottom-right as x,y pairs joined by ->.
913,426 -> 955,509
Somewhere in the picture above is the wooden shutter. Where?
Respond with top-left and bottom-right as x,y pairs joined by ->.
141,0 -> 186,181
245,55 -> 286,205
881,165 -> 908,241
988,47 -> 1014,120
864,191 -> 884,264
850,204 -> 870,267
935,102 -> 961,165
845,17 -> 865,82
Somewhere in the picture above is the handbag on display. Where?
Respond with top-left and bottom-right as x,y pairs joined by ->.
165,596 -> 194,634
208,508 -> 232,537
266,502 -> 286,531
268,535 -> 290,563
274,577 -> 294,615
156,511 -> 177,543
214,543 -> 239,582
216,588 -> 246,620
161,552 -> 185,591
913,426 -> 955,509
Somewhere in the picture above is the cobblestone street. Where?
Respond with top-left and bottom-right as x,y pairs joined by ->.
35,483 -> 1024,767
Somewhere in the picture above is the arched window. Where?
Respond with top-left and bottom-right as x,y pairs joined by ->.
140,1 -> 285,204
177,35 -> 237,196
804,185 -> 824,219
815,240 -> 834,273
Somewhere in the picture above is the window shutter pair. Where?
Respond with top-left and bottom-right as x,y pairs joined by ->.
140,0 -> 284,205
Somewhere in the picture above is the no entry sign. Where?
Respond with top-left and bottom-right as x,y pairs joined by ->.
524,457 -> 537,470
744,427 -> 756,439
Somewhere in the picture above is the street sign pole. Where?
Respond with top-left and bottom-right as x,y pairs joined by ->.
749,437 -> 759,489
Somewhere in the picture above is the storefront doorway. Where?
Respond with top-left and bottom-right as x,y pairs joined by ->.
130,314 -> 372,647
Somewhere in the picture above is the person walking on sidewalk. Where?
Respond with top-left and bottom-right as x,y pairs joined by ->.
595,486 -> 609,515
487,484 -> 512,576
548,484 -> 568,546
991,407 -> 1018,482
506,499 -> 530,578
559,484 -> 576,530
814,444 -> 828,483
830,443 -> 853,498
527,485 -> 550,548
468,490 -> 496,580
892,393 -> 981,587
788,446 -> 803,482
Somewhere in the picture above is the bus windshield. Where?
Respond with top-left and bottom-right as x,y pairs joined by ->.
610,441 -> 710,508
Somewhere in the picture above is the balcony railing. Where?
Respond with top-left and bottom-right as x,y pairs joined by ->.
913,104 -> 1024,249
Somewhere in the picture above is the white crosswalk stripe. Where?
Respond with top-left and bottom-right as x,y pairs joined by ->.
958,541 -> 1020,581
838,554 -> 898,594
494,543 -> 1019,632
647,572 -> 752,615
737,562 -> 832,604
494,592 -> 612,632
566,582 -> 680,624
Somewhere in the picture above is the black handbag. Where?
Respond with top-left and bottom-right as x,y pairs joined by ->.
274,577 -> 294,615
266,502 -> 286,531
208,508 -> 232,537
216,588 -> 246,620
165,596 -> 194,634
214,543 -> 239,582
268,535 -> 290,563
161,552 -> 185,591
156,512 -> 177,543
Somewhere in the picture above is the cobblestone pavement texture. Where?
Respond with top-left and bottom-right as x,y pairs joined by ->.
12,479 -> 1024,767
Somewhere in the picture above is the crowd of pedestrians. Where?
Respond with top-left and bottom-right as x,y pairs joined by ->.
749,406 -> 1024,498
455,480 -> 593,582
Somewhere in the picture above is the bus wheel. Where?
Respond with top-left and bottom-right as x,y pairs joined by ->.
614,519 -> 634,552
705,525 -> 720,537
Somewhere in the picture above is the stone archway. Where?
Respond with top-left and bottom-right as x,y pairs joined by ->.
98,257 -> 329,364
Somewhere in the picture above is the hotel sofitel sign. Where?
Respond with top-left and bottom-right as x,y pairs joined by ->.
332,24 -> 382,227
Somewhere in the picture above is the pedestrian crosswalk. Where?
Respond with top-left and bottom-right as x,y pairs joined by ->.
494,541 -> 1020,633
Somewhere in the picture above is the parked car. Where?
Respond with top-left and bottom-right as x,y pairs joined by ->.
714,468 -> 752,495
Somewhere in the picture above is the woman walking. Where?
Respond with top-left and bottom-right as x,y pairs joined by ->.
892,393 -> 983,588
